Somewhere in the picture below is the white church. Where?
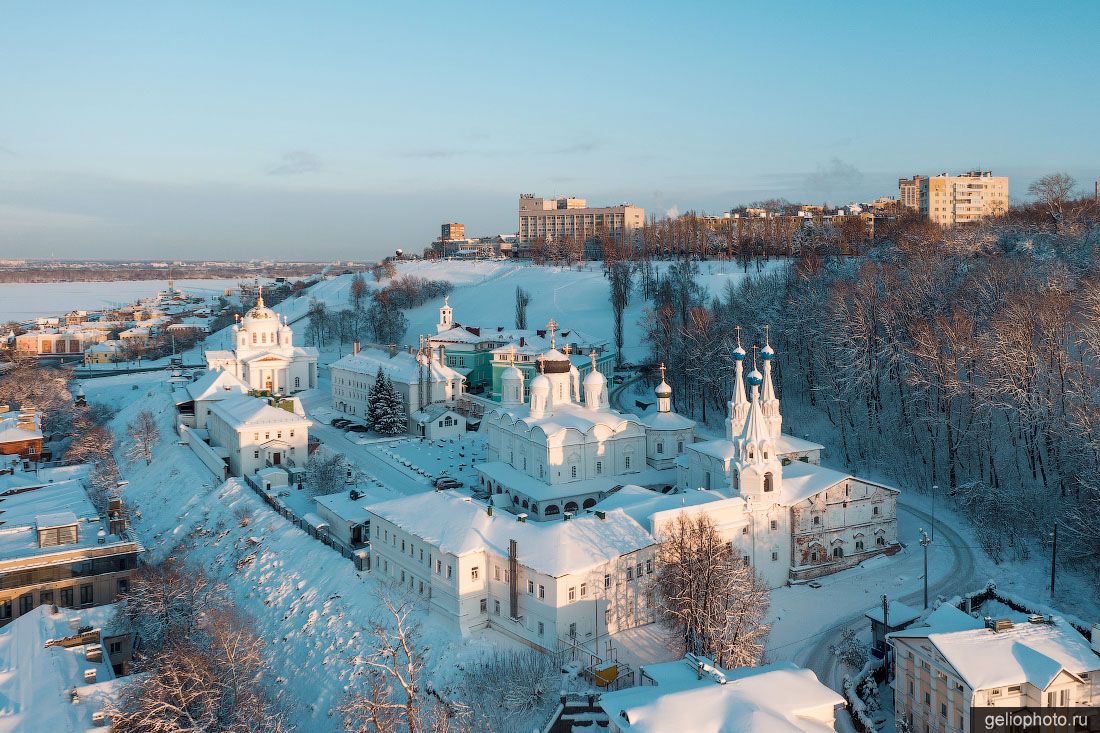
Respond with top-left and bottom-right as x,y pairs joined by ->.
204,289 -> 318,395
477,320 -> 696,518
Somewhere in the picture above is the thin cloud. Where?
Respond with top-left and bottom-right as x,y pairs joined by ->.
805,157 -> 863,195
267,150 -> 323,176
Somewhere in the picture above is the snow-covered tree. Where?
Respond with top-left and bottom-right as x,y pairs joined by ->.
124,409 -> 160,465
366,368 -> 388,430
514,286 -> 530,330
374,375 -> 407,436
116,558 -> 223,654
305,450 -> 349,496
654,513 -> 770,669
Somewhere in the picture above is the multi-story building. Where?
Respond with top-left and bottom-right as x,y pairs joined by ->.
918,171 -> 1009,226
890,605 -> 1100,733
330,344 -> 466,438
204,393 -> 312,477
365,491 -> 657,650
0,479 -> 142,627
516,194 -> 644,253
0,407 -> 44,463
440,222 -> 465,241
899,175 -> 925,210
15,329 -> 108,359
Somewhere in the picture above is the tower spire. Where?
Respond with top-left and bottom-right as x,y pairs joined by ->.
759,324 -> 783,439
727,325 -> 750,440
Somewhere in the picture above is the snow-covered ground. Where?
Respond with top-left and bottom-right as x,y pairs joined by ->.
0,278 -> 270,323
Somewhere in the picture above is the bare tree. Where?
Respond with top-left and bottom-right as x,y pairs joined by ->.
608,263 -> 632,369
514,287 -> 530,330
654,513 -> 770,668
454,650 -> 558,731
124,409 -> 160,466
1027,172 -> 1077,230
305,450 -> 349,496
117,557 -> 221,653
350,272 -> 369,311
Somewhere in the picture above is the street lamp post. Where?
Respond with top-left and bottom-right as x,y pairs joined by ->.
919,528 -> 932,609
930,485 -> 937,541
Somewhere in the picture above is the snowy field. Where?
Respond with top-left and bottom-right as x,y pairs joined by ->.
0,278 -> 274,323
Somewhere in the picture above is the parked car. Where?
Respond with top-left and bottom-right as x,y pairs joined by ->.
347,424 -> 370,433
434,477 -> 462,490
331,418 -> 349,427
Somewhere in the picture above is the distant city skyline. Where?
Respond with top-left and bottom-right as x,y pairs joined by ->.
2,1 -> 1098,260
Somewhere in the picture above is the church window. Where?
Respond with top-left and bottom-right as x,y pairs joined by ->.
771,552 -> 778,561
832,547 -> 844,558
295,377 -> 300,389
624,456 -> 631,469
764,473 -> 774,492
873,506 -> 880,516
595,461 -> 602,474
856,540 -> 865,551
570,466 -> 577,479
811,551 -> 819,562
677,440 -> 684,453
770,520 -> 778,531
604,574 -> 611,588
656,442 -> 664,455
813,515 -> 821,525
877,537 -> 886,546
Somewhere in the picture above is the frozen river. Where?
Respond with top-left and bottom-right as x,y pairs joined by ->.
0,278 -> 267,323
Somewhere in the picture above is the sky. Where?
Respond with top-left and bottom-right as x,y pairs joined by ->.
1,1 -> 1099,261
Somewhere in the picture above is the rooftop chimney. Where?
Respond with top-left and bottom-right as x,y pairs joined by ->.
517,513 -> 528,523
353,341 -> 360,355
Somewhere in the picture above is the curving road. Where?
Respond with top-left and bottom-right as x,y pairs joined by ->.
797,499 -> 978,691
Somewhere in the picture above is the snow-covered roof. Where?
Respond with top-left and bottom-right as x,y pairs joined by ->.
779,461 -> 898,506
639,411 -> 696,431
315,487 -> 393,524
0,415 -> 43,444
330,348 -> 462,385
598,660 -> 843,733
689,433 -> 824,461
477,461 -> 677,503
0,604 -> 127,733
918,617 -> 1100,691
0,480 -> 140,565
412,403 -> 462,424
186,368 -> 249,402
864,599 -> 921,627
593,485 -> 727,528
207,394 -> 312,431
488,399 -> 643,437
366,492 -> 656,577
775,433 -> 825,454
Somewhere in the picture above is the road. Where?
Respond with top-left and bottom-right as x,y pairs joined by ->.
796,498 -> 978,691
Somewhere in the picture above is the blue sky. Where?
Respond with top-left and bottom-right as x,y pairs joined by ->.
2,1 -> 1098,260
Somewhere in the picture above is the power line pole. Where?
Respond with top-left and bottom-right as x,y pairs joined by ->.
930,484 -> 937,541
919,528 -> 932,609
1050,522 -> 1058,598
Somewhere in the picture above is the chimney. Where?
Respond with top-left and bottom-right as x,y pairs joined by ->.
83,669 -> 97,683
353,340 -> 360,355
439,344 -> 446,364
563,512 -> 572,521
487,505 -> 493,517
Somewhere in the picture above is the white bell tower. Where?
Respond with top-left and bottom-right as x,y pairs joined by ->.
734,347 -> 782,502
436,296 -> 454,334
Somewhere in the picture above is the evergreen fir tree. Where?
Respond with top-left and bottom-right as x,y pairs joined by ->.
376,374 -> 408,436
366,367 -> 387,431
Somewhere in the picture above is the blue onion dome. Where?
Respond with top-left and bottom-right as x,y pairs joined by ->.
747,369 -> 763,386
761,343 -> 775,360
732,345 -> 746,361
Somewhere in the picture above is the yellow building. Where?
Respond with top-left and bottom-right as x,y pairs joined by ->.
919,171 -> 1008,226
517,194 -> 644,251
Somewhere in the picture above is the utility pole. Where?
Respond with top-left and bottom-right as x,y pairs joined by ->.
919,528 -> 932,609
881,594 -> 890,676
1050,523 -> 1058,598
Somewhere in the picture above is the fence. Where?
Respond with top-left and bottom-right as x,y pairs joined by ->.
239,471 -> 369,571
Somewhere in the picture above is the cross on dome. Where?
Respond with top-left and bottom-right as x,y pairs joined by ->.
256,284 -> 264,308
659,362 -> 667,382
508,345 -> 516,364
546,318 -> 559,350
589,349 -> 597,369
763,324 -> 770,347
563,344 -> 571,355
735,324 -> 742,348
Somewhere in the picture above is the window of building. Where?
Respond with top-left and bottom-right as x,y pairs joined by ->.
770,520 -> 778,531
39,590 -> 54,606
494,566 -> 501,581
568,622 -> 577,638
646,559 -> 653,574
494,600 -> 500,616
568,587 -> 576,602
813,515 -> 821,525
571,466 -> 577,479
677,440 -> 684,453
527,580 -> 534,594
538,622 -> 544,637
538,585 -> 545,600
401,571 -> 406,583
856,540 -> 865,551
580,583 -> 587,597
656,442 -> 664,455
109,641 -> 122,654
80,584 -> 94,605
604,573 -> 611,588
447,566 -> 453,579
626,567 -> 633,581
59,587 -> 73,607
117,578 -> 130,595
624,456 -> 631,469
771,552 -> 778,561
253,450 -> 259,459
764,473 -> 774,492
833,547 -> 844,558
418,581 -> 424,594
873,506 -> 880,516
595,461 -> 602,474
471,567 -> 479,580
480,598 -> 487,613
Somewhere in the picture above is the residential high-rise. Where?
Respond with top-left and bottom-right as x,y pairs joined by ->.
918,171 -> 1009,226
516,194 -> 644,252
440,222 -> 465,241
898,175 -> 924,210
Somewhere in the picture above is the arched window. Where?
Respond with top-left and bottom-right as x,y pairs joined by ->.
543,504 -> 560,516
876,537 -> 886,546
522,500 -> 529,509
294,377 -> 300,389
855,540 -> 865,551
764,473 -> 774,492
513,495 -> 520,505
582,498 -> 596,509
832,547 -> 844,558
564,501 -> 579,513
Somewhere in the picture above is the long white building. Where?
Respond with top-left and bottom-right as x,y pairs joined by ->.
366,491 -> 657,650
205,393 -> 312,477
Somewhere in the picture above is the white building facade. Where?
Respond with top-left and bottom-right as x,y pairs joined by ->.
205,393 -> 312,477
204,290 -> 318,395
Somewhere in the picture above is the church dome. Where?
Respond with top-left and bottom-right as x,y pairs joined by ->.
529,373 -> 551,396
502,364 -> 524,383
732,345 -> 746,361
243,290 -> 278,323
538,349 -> 572,374
761,343 -> 775,360
584,368 -> 606,389
654,380 -> 672,398
747,368 -> 763,386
